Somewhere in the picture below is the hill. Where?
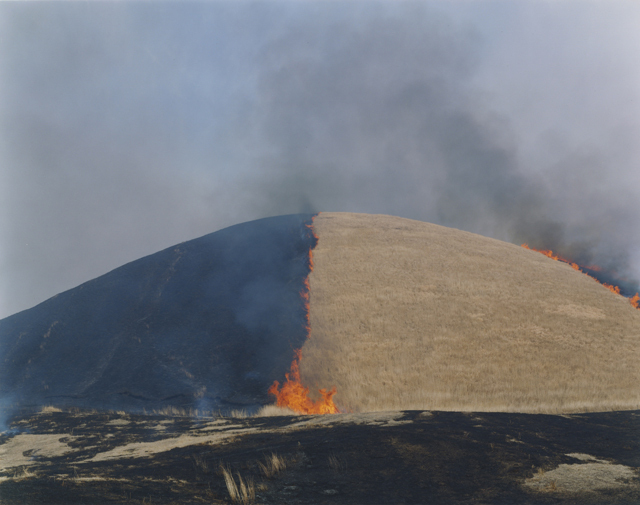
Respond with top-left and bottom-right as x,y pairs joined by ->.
0,214 -> 316,414
301,213 -> 640,413
1,212 -> 638,416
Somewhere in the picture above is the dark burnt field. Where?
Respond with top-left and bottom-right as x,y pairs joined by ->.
1,409 -> 639,504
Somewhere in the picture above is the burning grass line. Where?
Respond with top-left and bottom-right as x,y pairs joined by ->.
267,215 -> 340,415
521,244 -> 640,310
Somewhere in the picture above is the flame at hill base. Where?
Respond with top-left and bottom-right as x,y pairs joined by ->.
521,244 -> 639,310
268,215 -> 339,415
268,349 -> 339,414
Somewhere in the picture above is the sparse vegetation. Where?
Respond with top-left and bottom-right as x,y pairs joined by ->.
220,464 -> 255,504
258,453 -> 287,479
151,406 -> 197,417
3,408 -> 638,503
13,466 -> 37,480
253,405 -> 297,417
328,454 -> 346,472
191,454 -> 209,474
300,212 -> 640,414
39,406 -> 62,413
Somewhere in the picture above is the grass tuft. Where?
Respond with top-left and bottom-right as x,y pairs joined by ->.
220,465 -> 255,504
39,405 -> 63,413
258,453 -> 287,479
253,405 -> 297,417
13,467 -> 37,480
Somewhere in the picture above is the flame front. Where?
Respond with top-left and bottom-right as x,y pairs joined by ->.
522,244 -> 639,310
268,216 -> 339,414
268,349 -> 338,414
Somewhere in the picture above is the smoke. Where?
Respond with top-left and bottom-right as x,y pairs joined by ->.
248,2 -> 640,293
1,1 -> 639,318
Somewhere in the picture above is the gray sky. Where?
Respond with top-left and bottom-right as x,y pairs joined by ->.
1,1 -> 639,319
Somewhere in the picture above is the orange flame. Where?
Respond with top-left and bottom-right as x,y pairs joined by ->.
521,244 -> 581,270
602,283 -> 621,295
268,349 -> 338,414
268,215 -> 339,414
521,244 -> 639,310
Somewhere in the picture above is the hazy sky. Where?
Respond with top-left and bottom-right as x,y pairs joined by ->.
1,1 -> 639,319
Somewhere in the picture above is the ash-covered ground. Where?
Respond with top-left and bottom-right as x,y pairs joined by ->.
1,408 -> 639,504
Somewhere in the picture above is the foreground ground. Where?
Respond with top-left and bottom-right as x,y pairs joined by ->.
1,409 -> 639,504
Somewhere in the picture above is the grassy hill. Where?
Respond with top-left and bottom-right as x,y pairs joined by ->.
301,213 -> 640,413
2,213 -> 640,504
2,211 -> 638,417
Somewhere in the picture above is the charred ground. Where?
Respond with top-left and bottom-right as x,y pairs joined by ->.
0,214 -> 317,415
1,408 -> 639,504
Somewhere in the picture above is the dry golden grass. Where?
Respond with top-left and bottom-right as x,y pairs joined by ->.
253,405 -> 297,417
151,406 -> 197,417
258,453 -> 287,479
39,406 -> 63,413
13,466 -> 37,481
220,465 -> 255,504
300,212 -> 640,414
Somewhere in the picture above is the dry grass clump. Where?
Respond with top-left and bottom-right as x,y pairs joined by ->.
217,453 -> 294,503
39,405 -> 63,413
300,212 -> 640,414
258,453 -> 287,479
150,406 -> 196,417
13,466 -> 37,481
253,405 -> 297,417
220,465 -> 255,504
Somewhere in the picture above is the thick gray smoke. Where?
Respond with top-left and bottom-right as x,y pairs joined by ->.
1,1 -> 639,319
250,3 -> 640,293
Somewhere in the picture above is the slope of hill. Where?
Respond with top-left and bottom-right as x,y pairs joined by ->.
0,214 -> 316,414
301,213 -> 640,413
2,212 -> 638,417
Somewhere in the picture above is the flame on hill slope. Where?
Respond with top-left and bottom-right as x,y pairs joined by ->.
268,349 -> 338,414
268,216 -> 339,414
521,244 -> 639,310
